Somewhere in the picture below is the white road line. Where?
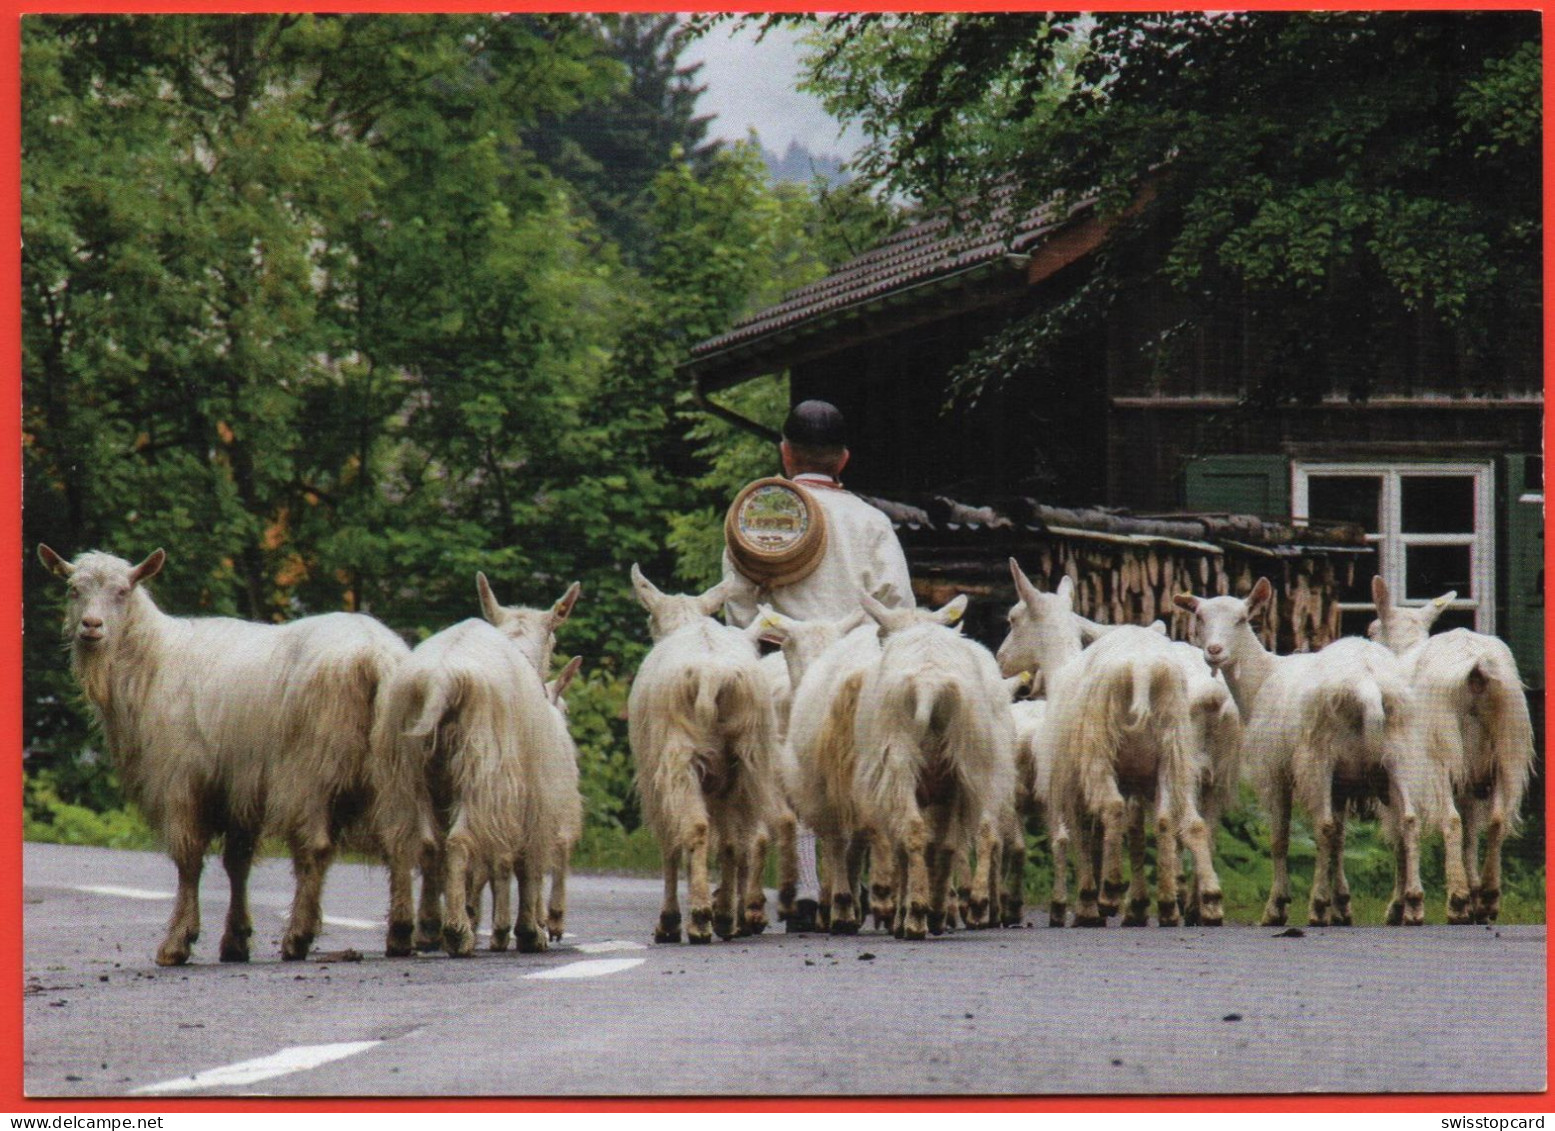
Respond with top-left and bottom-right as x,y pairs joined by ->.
573,939 -> 647,954
131,1041 -> 381,1095
75,885 -> 170,901
524,957 -> 645,980
66,885 -> 378,930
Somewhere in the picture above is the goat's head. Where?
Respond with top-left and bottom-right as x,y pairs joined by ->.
753,605 -> 868,686
1369,576 -> 1453,654
996,558 -> 1079,678
859,592 -> 966,642
477,573 -> 580,674
39,545 -> 164,652
629,564 -> 728,641
1172,576 -> 1272,672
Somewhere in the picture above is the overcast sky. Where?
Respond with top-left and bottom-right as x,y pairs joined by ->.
680,19 -> 866,159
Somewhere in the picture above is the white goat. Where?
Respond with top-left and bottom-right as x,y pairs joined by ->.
1371,577 -> 1533,923
757,606 -> 888,934
1008,691 -> 1068,927
998,561 -> 1222,927
1174,577 -> 1451,926
38,545 -> 410,966
854,593 -> 1016,939
628,566 -> 780,944
755,649 -> 802,923
372,573 -> 580,956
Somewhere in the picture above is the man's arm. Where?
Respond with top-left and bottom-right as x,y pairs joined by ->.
720,549 -> 760,627
869,516 -> 916,609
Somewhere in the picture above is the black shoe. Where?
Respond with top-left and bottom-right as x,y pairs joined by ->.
786,898 -> 820,934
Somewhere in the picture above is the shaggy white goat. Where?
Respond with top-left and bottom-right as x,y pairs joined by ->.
1370,577 -> 1533,923
371,573 -> 580,956
755,649 -> 801,922
38,545 -> 410,966
757,605 -> 894,934
1174,577 -> 1450,926
998,561 -> 1222,927
628,565 -> 780,944
854,593 -> 1016,939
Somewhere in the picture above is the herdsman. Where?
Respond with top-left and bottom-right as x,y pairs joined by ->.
721,399 -> 915,931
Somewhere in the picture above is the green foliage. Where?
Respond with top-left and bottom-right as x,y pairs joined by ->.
779,12 -> 1540,406
24,770 -> 158,851
23,15 -> 900,846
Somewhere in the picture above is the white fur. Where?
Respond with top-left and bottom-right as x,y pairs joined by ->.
628,566 -> 780,943
38,545 -> 409,966
1372,578 -> 1534,923
1175,577 -> 1444,926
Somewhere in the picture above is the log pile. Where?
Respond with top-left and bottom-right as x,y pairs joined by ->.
866,493 -> 1367,654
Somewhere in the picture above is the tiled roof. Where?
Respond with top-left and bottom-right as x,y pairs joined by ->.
686,198 -> 1077,371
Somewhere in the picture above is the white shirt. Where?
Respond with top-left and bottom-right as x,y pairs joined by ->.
722,474 -> 916,628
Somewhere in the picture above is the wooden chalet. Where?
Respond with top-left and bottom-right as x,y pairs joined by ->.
682,200 -> 1544,694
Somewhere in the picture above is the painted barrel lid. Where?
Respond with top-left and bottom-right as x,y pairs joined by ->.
724,477 -> 829,588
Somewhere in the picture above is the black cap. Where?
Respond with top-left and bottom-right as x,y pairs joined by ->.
782,399 -> 847,449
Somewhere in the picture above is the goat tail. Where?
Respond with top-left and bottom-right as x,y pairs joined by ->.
905,677 -> 960,737
1126,663 -> 1154,730
406,672 -> 463,740
1356,680 -> 1388,753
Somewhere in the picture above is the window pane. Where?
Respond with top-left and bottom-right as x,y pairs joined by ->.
1401,476 -> 1475,534
1340,608 -> 1378,640
1434,608 -> 1478,633
1332,553 -> 1380,604
1405,545 -> 1472,599
1307,476 -> 1381,532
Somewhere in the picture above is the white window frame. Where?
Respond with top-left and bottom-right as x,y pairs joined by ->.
1292,461 -> 1495,634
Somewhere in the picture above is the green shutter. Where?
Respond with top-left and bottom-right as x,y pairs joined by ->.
1184,455 -> 1291,519
1503,454 -> 1544,689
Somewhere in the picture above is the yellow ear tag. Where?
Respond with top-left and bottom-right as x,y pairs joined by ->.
1019,671 -> 1034,688
946,607 -> 963,624
760,614 -> 781,630
1433,596 -> 1449,608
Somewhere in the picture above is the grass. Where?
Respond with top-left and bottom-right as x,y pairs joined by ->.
24,789 -> 1544,926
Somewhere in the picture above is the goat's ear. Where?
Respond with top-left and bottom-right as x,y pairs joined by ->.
476,572 -> 503,624
1172,593 -> 1200,614
1054,574 -> 1075,608
932,593 -> 968,626
1371,575 -> 1392,610
1009,557 -> 1041,608
629,564 -> 662,612
1248,576 -> 1274,613
550,655 -> 583,703
860,592 -> 906,634
1419,590 -> 1456,629
754,606 -> 791,646
697,580 -> 730,618
1366,618 -> 1382,641
551,581 -> 582,625
129,549 -> 165,586
38,544 -> 74,578
1004,671 -> 1034,699
1075,616 -> 1110,645
836,609 -> 868,635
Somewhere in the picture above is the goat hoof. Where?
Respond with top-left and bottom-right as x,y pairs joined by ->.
689,909 -> 714,944
712,914 -> 737,941
1259,908 -> 1288,928
155,944 -> 191,968
1476,889 -> 1501,922
1001,908 -> 1025,928
1197,894 -> 1224,926
1403,893 -> 1426,926
1122,898 -> 1151,927
1384,900 -> 1405,926
414,920 -> 442,953
743,910 -> 768,936
653,927 -> 681,944
926,911 -> 947,936
516,927 -> 548,954
829,918 -> 860,936
489,928 -> 511,953
547,913 -> 565,942
776,884 -> 797,921
281,932 -> 315,962
1073,913 -> 1106,928
386,922 -> 415,958
1048,902 -> 1067,928
1446,892 -> 1473,925
442,925 -> 474,958
218,938 -> 250,963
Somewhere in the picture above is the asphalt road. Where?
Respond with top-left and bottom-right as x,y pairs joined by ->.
23,842 -> 1547,1099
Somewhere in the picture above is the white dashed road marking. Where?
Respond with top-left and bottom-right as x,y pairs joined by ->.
524,957 -> 645,980
132,1041 -> 381,1094
66,884 -> 379,930
573,939 -> 647,954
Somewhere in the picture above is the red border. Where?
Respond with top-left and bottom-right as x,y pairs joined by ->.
1,0 -> 1549,1114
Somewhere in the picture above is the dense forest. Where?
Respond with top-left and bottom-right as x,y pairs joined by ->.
21,13 -> 897,842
